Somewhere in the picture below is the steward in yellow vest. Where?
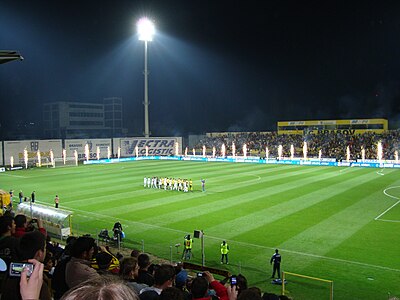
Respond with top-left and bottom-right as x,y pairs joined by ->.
220,240 -> 229,264
182,234 -> 193,260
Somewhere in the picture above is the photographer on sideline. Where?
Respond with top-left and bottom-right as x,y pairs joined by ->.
112,221 -> 124,241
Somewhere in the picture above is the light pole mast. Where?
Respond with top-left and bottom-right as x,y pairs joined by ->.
144,40 -> 150,137
137,17 -> 155,138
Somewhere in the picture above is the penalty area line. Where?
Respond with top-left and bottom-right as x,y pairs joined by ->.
375,186 -> 400,221
376,219 -> 400,223
376,168 -> 385,176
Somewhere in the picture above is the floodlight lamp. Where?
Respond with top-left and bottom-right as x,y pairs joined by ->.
137,17 -> 155,41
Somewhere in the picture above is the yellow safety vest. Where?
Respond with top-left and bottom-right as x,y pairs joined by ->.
221,243 -> 229,254
185,239 -> 193,249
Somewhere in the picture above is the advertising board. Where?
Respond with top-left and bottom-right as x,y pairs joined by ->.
3,140 -> 62,166
116,137 -> 182,157
64,139 -> 112,160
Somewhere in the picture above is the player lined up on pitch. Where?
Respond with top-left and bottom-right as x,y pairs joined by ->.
143,176 -> 193,192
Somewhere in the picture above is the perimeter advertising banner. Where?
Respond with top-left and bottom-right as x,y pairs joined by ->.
3,140 -> 62,166
115,137 -> 182,157
64,139 -> 112,160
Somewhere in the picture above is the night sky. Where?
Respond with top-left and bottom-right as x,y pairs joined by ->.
1,0 -> 400,137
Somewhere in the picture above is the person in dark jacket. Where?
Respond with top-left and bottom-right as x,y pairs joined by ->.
270,249 -> 281,279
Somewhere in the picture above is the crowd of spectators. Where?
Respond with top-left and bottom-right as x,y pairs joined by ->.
0,210 -> 290,300
194,130 -> 400,160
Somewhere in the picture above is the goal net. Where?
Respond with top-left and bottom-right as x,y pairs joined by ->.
282,271 -> 333,300
54,157 -> 78,167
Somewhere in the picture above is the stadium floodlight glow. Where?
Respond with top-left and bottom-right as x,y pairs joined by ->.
137,17 -> 155,137
137,17 -> 155,41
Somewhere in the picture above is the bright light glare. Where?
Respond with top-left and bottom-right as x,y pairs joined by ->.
137,17 -> 155,41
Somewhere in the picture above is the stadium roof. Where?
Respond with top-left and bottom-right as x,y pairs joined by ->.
0,50 -> 24,64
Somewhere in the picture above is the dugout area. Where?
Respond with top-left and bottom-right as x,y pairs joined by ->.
0,190 -> 11,212
16,202 -> 73,239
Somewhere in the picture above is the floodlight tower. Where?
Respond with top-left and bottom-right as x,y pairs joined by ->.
137,17 -> 155,138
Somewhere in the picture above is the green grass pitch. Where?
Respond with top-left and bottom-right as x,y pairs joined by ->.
2,160 -> 400,299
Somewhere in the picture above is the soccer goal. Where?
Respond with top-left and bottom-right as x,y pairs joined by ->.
54,157 -> 78,167
282,271 -> 334,300
35,157 -> 54,168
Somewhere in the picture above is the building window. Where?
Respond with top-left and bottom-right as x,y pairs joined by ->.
69,112 -> 103,118
69,121 -> 104,126
69,104 -> 103,109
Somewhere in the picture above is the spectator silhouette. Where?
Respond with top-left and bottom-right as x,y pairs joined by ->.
0,215 -> 19,294
51,236 -> 77,300
160,286 -> 184,300
139,264 -> 175,300
2,231 -> 51,300
190,271 -> 228,300
65,236 -> 100,289
60,275 -> 139,300
237,287 -> 262,300
13,214 -> 46,238
136,253 -> 155,286
119,256 -> 148,295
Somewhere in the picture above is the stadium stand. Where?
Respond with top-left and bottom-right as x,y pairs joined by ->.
195,130 -> 400,160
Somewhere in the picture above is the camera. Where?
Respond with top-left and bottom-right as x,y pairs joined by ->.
9,262 -> 34,277
30,219 -> 37,223
197,272 -> 204,277
230,275 -> 237,286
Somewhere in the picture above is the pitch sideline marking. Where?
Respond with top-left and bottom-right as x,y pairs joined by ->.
35,200 -> 400,274
375,186 -> 400,221
0,173 -> 27,178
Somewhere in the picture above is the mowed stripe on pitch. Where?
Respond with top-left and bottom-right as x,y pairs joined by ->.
201,168 -> 379,239
279,172 -> 389,253
109,167 -> 360,233
101,166 -> 336,219
74,164 -> 325,214
61,163 -> 289,207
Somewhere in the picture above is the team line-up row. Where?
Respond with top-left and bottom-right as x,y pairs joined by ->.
143,177 -> 197,192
